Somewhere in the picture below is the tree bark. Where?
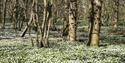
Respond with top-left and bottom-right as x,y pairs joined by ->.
21,0 -> 36,37
0,0 -> 2,28
62,0 -> 69,37
2,0 -> 7,29
21,12 -> 33,37
39,0 -> 52,47
112,0 -> 119,32
87,0 -> 102,46
68,0 -> 77,41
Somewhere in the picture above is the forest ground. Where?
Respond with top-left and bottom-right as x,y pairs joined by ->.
0,26 -> 125,63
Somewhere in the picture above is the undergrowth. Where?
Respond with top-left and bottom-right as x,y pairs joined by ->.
0,37 -> 125,63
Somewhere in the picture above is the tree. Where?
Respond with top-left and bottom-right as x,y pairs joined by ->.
21,0 -> 36,37
87,0 -> 102,46
1,0 -> 7,29
68,0 -> 77,41
0,0 -> 2,28
61,0 -> 69,40
112,0 -> 119,32
39,0 -> 52,47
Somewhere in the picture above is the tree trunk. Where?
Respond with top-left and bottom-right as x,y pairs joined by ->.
112,0 -> 119,32
21,0 -> 36,37
2,0 -> 7,29
0,0 -> 2,28
62,0 -> 69,37
21,12 -> 33,37
39,0 -> 52,48
68,0 -> 77,41
87,0 -> 102,47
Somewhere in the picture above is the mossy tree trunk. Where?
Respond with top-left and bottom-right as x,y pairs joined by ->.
87,0 -> 102,47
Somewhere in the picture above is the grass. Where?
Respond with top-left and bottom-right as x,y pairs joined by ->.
0,37 -> 125,63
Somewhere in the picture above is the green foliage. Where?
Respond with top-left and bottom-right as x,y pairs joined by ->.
0,38 -> 125,63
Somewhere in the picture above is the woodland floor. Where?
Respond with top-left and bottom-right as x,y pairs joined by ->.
0,26 -> 125,63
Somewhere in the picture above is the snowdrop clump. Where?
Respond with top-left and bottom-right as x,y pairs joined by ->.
0,38 -> 125,63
